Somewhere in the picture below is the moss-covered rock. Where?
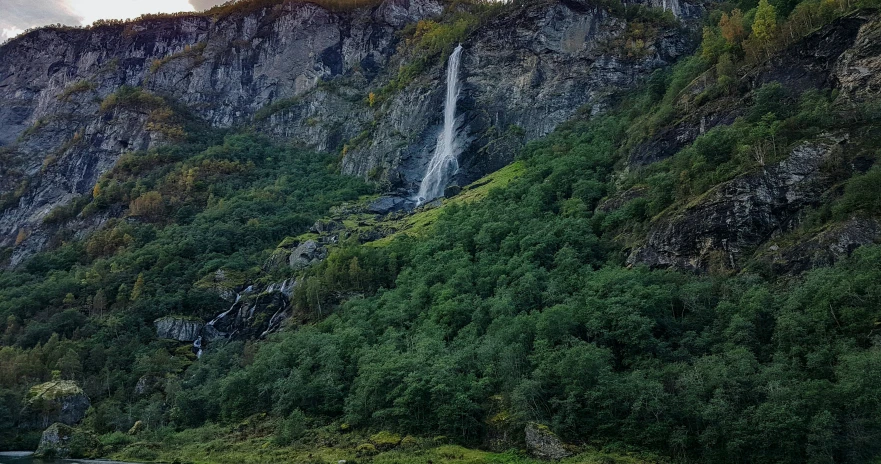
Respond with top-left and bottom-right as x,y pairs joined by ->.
24,380 -> 90,428
355,442 -> 378,457
34,423 -> 100,459
399,435 -> 421,450
370,430 -> 402,450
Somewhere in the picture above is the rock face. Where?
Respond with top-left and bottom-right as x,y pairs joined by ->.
627,12 -> 881,272
289,240 -> 327,269
194,278 -> 296,355
154,316 -> 205,342
525,422 -> 571,460
629,140 -> 843,271
834,14 -> 881,101
22,381 -> 90,429
0,0 -> 699,267
342,0 -> 698,189
34,423 -> 99,459
757,217 -> 881,275
630,11 -> 880,169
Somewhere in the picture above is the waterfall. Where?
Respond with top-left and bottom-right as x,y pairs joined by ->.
414,44 -> 464,205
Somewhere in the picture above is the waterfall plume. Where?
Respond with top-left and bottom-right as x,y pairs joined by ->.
414,44 -> 464,205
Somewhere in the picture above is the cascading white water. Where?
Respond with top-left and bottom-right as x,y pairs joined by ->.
414,44 -> 464,205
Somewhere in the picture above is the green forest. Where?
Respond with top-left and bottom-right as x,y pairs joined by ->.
2,0 -> 881,462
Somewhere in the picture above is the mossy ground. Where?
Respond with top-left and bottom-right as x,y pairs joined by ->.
105,423 -> 660,464
270,161 -> 527,253
370,160 -> 527,246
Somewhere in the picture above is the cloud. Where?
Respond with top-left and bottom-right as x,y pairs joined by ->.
0,0 -> 199,41
0,0 -> 83,39
189,0 -> 227,12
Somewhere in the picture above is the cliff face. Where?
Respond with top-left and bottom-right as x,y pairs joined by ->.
626,12 -> 881,273
0,0 -> 698,267
0,0 -> 442,266
341,0 -> 700,187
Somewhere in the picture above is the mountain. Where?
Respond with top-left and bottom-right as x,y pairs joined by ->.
1,0 -> 881,462
0,0 -> 697,267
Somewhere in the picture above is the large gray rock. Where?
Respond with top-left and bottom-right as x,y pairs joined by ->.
34,423 -> 99,459
525,423 -> 571,460
367,195 -> 414,214
22,381 -> 90,429
154,316 -> 204,342
289,240 -> 326,269
628,140 -> 843,272
833,14 -> 881,101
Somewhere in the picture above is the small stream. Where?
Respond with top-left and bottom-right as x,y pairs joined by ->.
0,452 -> 139,464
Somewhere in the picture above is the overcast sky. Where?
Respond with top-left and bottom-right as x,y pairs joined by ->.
0,0 -> 228,41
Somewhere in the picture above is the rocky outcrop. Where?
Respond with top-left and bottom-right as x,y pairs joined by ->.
289,240 -> 327,269
631,11 -> 879,168
626,12 -> 881,272
833,14 -> 881,101
756,217 -> 881,275
21,381 -> 90,429
525,423 -> 571,460
194,278 -> 296,355
34,423 -> 99,459
628,139 -> 844,271
367,195 -> 415,214
629,98 -> 743,167
0,0 -> 700,267
154,316 -> 205,342
750,13 -> 870,92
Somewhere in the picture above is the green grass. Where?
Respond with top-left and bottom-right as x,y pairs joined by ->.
369,161 -> 527,246
106,423 -> 661,464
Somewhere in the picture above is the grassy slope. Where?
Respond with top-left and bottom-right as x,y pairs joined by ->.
108,423 -> 658,464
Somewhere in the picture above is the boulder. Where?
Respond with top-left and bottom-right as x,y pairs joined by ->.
128,420 -> 145,436
34,423 -> 99,459
310,219 -> 342,234
23,380 -> 90,428
366,196 -> 414,214
443,185 -> 462,198
525,423 -> 571,460
154,316 -> 204,342
289,240 -> 327,269
370,431 -> 402,451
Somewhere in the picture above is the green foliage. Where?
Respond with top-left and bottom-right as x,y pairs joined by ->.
833,166 -> 881,217
58,80 -> 96,102
254,97 -> 302,121
0,130 -> 373,447
4,0 -> 881,461
275,409 -> 308,445
752,0 -> 779,42
100,86 -> 166,113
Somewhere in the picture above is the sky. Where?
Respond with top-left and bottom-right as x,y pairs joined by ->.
0,0 -> 227,41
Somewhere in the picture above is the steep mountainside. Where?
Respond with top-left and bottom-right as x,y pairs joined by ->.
627,11 -> 881,272
0,0 -> 698,267
3,0 -> 881,462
